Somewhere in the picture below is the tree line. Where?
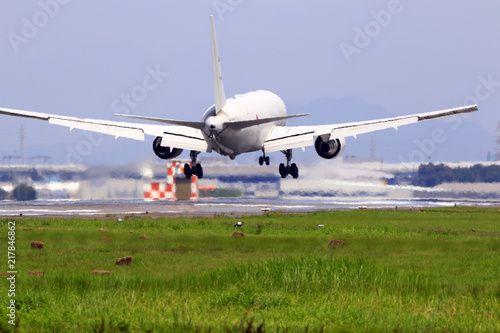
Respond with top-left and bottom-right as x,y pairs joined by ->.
412,163 -> 500,187
0,184 -> 37,201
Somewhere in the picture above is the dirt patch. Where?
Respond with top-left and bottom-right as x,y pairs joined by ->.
28,271 -> 45,276
156,235 -> 165,239
98,228 -> 110,233
0,272 -> 16,277
129,230 -> 136,233
139,234 -> 149,239
328,239 -> 345,248
23,228 -> 33,231
99,237 -> 112,242
115,256 -> 133,265
31,241 -> 44,249
232,231 -> 245,237
92,270 -> 111,275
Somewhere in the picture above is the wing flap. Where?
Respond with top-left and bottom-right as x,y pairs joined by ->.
162,130 -> 209,152
264,126 -> 314,153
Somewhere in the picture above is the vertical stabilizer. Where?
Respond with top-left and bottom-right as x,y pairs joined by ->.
210,15 -> 226,114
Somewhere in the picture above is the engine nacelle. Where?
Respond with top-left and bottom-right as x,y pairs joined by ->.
152,136 -> 183,160
314,136 -> 346,159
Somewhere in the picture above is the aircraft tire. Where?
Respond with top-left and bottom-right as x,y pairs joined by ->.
184,163 -> 192,179
290,163 -> 299,179
195,164 -> 203,179
279,163 -> 287,178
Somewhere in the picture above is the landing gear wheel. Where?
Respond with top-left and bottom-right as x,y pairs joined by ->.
279,163 -> 287,178
195,164 -> 203,179
184,163 -> 192,179
278,149 -> 299,179
265,156 -> 270,165
186,150 -> 203,179
259,156 -> 264,166
290,163 -> 299,179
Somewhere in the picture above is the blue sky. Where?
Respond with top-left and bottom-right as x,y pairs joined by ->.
1,1 -> 499,165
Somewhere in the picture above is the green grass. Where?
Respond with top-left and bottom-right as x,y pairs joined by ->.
1,207 -> 499,332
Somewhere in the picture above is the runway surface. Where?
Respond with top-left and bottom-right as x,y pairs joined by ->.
1,197 -> 498,218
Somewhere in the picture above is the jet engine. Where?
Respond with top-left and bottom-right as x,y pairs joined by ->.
314,136 -> 346,159
152,136 -> 183,160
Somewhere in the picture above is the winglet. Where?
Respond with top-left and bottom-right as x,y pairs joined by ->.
210,15 -> 226,114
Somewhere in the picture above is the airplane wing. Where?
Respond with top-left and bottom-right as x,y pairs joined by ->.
0,107 -> 209,152
264,105 -> 478,153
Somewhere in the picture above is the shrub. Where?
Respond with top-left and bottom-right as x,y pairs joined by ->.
12,184 -> 37,201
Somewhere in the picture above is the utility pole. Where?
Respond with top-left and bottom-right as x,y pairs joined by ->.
497,122 -> 500,162
370,136 -> 375,159
20,124 -> 25,164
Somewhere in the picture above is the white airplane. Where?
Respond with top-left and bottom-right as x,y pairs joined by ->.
1,16 -> 478,179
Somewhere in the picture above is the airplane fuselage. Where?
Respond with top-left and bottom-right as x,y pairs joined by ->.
201,90 -> 286,158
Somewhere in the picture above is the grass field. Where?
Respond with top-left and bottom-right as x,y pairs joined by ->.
1,207 -> 500,332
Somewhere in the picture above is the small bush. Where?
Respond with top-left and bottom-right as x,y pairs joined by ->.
12,184 -> 37,201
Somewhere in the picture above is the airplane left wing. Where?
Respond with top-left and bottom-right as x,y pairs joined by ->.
0,107 -> 209,152
264,105 -> 478,153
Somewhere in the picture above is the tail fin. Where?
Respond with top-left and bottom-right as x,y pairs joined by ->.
210,15 -> 226,114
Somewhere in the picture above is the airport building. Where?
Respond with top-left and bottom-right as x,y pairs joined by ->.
1,159 -> 499,201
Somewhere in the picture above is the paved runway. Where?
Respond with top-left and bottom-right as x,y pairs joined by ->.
0,199 -> 331,218
1,197 -> 498,218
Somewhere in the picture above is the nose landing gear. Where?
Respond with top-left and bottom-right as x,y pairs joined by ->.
258,150 -> 270,166
279,149 -> 299,179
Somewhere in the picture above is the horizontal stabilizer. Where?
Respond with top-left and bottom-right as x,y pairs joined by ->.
115,113 -> 205,130
225,114 -> 309,130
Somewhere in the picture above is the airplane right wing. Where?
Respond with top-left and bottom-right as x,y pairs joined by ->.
0,107 -> 210,152
263,105 -> 478,153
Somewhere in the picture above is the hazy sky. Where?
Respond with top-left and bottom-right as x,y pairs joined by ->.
1,1 -> 499,165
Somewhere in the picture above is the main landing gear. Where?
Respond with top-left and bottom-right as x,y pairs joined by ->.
184,151 -> 203,179
279,149 -> 299,179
